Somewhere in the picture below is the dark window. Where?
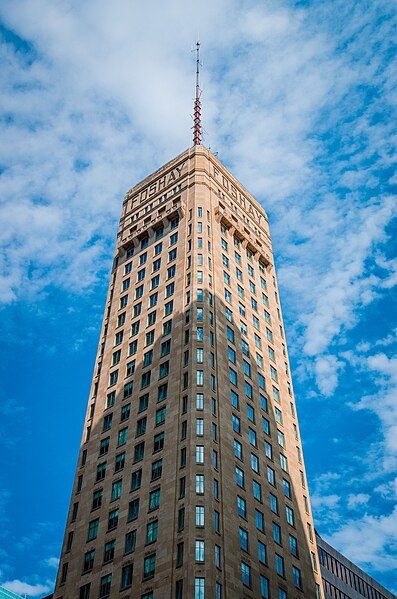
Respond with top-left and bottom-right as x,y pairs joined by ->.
128,498 -> 140,521
124,530 -> 136,554
120,564 -> 133,589
99,574 -> 112,597
131,469 -> 142,491
79,583 -> 91,599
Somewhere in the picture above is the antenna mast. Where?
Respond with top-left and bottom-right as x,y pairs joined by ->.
193,40 -> 202,146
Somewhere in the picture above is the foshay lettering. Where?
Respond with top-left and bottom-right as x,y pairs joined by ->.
212,164 -> 263,225
138,161 -> 187,203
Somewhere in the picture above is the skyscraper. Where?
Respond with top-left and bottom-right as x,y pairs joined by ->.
54,144 -> 323,598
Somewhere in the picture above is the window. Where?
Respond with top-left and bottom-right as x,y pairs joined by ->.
246,404 -> 255,422
253,480 -> 262,501
176,542 -> 184,568
120,564 -> 133,590
131,322 -> 139,337
232,414 -> 240,433
196,393 -> 204,410
280,454 -> 288,472
258,540 -> 267,564
270,494 -> 278,514
146,520 -> 158,544
262,417 -> 270,435
215,544 -> 221,568
265,441 -> 272,460
234,439 -> 242,459
195,578 -> 205,599
107,508 -> 119,530
127,498 -> 139,521
83,549 -> 95,572
153,432 -> 164,453
196,474 -> 204,494
103,540 -> 115,563
87,518 -> 99,541
241,562 -> 251,587
282,478 -> 292,498
151,459 -> 163,480
159,361 -> 169,379
143,553 -> 156,579
196,370 -> 204,386
275,554 -> 285,577
164,300 -> 173,316
121,403 -> 131,422
235,466 -> 244,488
260,576 -> 270,598
178,507 -> 185,531
255,509 -> 265,532
196,505 -> 205,526
100,437 -> 109,456
149,488 -> 160,510
123,381 -> 133,398
134,441 -> 145,462
214,509 -> 220,533
131,469 -> 142,491
115,452 -> 125,473
139,393 -> 149,412
155,407 -> 166,426
267,466 -> 276,486
286,564 -> 302,589
118,427 -> 128,446
286,505 -> 295,526
196,445 -> 204,464
195,540 -> 205,562
96,462 -> 106,482
79,583 -> 91,599
196,418 -> 204,436
229,367 -> 237,385
249,427 -> 257,447
273,522 -> 281,544
237,495 -> 246,518
99,574 -> 112,597
109,370 -> 118,386
251,453 -> 259,473
289,534 -> 298,557
150,275 -> 160,290
141,371 -> 151,388
239,527 -> 249,551
111,480 -> 122,501
230,390 -> 239,409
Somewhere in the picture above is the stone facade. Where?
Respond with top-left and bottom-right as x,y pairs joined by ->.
54,146 -> 324,598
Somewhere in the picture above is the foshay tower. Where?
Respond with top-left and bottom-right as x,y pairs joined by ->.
54,46 -> 324,599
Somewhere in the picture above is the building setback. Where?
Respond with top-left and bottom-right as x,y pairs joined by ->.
54,145 -> 324,598
316,532 -> 396,599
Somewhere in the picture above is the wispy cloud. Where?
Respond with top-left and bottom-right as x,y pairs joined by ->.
2,579 -> 52,597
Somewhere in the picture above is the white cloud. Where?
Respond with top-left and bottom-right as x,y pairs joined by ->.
43,557 -> 59,569
2,579 -> 52,596
347,493 -> 370,509
352,352 -> 397,472
326,507 -> 397,572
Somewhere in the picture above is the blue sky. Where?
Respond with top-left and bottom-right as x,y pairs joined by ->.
0,0 -> 396,596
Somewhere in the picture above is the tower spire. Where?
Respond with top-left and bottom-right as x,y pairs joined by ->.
193,40 -> 202,146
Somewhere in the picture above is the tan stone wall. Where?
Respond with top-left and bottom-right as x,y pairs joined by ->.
54,146 -> 323,599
